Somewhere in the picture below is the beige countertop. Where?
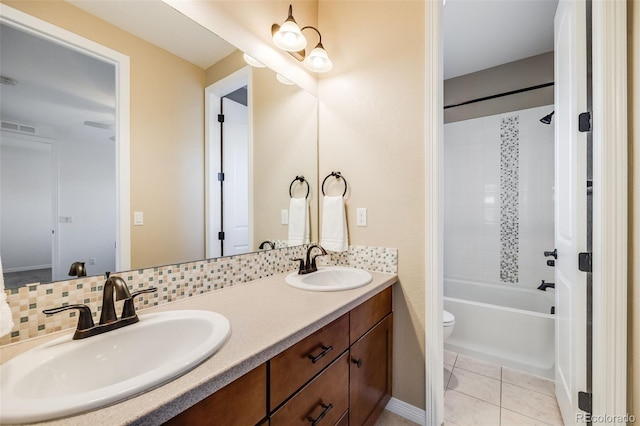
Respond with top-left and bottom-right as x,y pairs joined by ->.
0,269 -> 397,426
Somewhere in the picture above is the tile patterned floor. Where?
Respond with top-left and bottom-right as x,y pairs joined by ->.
444,351 -> 564,426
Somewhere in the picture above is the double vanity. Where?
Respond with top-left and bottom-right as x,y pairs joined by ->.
0,265 -> 397,425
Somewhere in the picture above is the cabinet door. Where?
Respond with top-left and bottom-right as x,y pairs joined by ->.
349,314 -> 393,426
164,364 -> 267,426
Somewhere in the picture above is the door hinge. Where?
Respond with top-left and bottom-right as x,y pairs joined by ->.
578,252 -> 592,273
578,391 -> 592,414
579,112 -> 592,132
217,172 -> 225,182
218,114 -> 225,123
218,231 -> 225,241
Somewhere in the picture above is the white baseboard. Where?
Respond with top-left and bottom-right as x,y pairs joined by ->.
385,397 -> 427,425
4,264 -> 51,273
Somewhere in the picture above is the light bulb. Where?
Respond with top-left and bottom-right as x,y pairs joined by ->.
273,21 -> 307,52
303,44 -> 333,73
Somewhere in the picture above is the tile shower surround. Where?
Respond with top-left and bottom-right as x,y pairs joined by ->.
1,245 -> 398,346
444,105 -> 555,287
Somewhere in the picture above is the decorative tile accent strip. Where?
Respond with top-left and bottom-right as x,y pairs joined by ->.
500,115 -> 520,283
1,245 -> 397,345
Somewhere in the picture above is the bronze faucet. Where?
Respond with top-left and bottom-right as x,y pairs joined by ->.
43,273 -> 157,340
292,244 -> 328,274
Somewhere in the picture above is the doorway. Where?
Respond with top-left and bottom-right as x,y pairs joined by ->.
0,7 -> 131,287
205,67 -> 251,258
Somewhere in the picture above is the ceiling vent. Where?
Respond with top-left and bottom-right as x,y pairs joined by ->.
1,120 -> 38,136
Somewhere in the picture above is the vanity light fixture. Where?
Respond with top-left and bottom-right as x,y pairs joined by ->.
276,73 -> 295,85
243,53 -> 266,68
272,5 -> 333,73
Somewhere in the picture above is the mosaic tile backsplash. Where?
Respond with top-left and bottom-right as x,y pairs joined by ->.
1,245 -> 397,346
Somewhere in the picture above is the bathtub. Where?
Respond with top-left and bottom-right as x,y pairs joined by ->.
444,278 -> 555,378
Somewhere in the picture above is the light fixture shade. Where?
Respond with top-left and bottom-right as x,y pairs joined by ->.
243,53 -> 266,68
303,43 -> 333,73
273,20 -> 307,52
276,73 -> 295,85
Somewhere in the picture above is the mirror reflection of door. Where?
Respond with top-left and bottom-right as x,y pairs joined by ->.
220,91 -> 249,256
0,23 -> 117,288
205,68 -> 251,259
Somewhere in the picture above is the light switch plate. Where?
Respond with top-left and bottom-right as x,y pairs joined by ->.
281,209 -> 289,225
133,211 -> 144,226
356,208 -> 367,226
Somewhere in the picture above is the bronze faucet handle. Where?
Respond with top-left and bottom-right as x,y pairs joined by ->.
43,304 -> 95,334
122,287 -> 158,319
291,258 -> 305,274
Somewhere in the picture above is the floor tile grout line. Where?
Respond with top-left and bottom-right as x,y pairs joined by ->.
500,407 -> 556,426
447,388 -> 502,409
501,379 -> 557,398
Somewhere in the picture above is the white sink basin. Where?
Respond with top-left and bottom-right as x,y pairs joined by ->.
285,266 -> 373,291
0,310 -> 230,424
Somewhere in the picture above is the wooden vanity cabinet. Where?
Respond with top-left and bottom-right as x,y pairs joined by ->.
164,363 -> 267,426
164,286 -> 393,426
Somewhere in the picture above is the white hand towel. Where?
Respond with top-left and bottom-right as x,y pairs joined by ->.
288,197 -> 310,246
0,256 -> 15,338
320,195 -> 349,252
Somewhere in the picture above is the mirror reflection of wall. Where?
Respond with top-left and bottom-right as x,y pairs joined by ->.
0,1 -> 318,289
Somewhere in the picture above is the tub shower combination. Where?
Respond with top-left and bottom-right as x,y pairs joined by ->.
443,105 -> 556,379
444,278 -> 555,378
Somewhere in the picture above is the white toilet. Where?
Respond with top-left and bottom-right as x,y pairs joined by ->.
443,310 -> 455,340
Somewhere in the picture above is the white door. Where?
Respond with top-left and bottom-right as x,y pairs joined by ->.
221,97 -> 249,255
554,0 -> 588,424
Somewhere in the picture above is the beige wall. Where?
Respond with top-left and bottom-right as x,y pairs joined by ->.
629,0 -> 639,420
444,52 -> 554,123
3,0 -> 207,270
252,67 -> 318,245
205,49 -> 245,87
318,0 -> 426,409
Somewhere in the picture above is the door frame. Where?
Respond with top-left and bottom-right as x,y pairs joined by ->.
204,66 -> 252,259
425,1 -> 628,424
0,4 -> 131,273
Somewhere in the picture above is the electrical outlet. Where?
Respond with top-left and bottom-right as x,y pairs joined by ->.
281,209 -> 289,225
89,258 -> 96,265
356,208 -> 367,226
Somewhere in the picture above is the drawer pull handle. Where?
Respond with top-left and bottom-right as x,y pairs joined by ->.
351,357 -> 363,368
307,345 -> 333,364
307,402 -> 333,426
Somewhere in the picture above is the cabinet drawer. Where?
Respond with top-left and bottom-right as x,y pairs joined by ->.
270,313 -> 349,410
164,363 -> 267,426
271,352 -> 349,426
350,287 -> 392,344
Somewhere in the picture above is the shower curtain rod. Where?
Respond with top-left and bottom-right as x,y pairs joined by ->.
444,82 -> 554,109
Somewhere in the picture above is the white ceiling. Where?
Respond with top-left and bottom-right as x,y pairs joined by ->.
0,23 -> 116,130
0,1 -> 237,137
443,0 -> 559,80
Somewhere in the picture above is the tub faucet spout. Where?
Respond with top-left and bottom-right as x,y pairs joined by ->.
537,280 -> 555,291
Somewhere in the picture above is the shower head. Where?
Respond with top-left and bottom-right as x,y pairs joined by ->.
540,111 -> 555,124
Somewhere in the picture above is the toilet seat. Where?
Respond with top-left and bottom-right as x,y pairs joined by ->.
443,310 -> 455,325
